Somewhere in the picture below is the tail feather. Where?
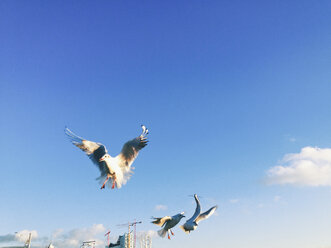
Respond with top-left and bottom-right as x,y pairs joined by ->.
157,228 -> 167,238
117,166 -> 133,188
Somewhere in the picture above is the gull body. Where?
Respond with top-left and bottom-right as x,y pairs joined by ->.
180,194 -> 217,233
151,212 -> 185,239
65,125 -> 149,189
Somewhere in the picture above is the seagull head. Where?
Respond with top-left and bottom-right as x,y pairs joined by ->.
99,154 -> 110,162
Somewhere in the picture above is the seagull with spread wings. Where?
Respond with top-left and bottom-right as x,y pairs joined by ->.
65,125 -> 149,189
151,212 -> 185,239
180,194 -> 217,233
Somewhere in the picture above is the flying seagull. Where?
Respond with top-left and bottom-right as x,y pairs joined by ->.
180,194 -> 217,233
151,212 -> 185,239
65,125 -> 149,189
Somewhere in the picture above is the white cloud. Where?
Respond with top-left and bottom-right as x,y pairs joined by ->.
273,195 -> 281,202
0,234 -> 15,243
51,229 -> 64,239
15,230 -> 38,243
53,224 -> 106,248
0,230 -> 38,245
266,146 -> 331,186
137,230 -> 157,239
229,199 -> 239,204
155,204 -> 168,211
257,203 -> 264,208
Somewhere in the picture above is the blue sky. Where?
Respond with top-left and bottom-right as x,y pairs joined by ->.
1,0 -> 331,247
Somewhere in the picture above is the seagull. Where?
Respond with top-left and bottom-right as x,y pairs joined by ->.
180,194 -> 217,233
151,212 -> 185,239
65,125 -> 149,189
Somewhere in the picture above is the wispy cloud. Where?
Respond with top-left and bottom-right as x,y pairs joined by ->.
0,230 -> 38,244
229,199 -> 239,204
137,230 -> 157,239
155,204 -> 168,211
257,203 -> 264,208
0,234 -> 16,243
52,224 -> 106,248
284,134 -> 296,143
273,195 -> 281,202
265,146 -> 331,186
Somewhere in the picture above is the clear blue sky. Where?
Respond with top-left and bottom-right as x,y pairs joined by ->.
1,1 -> 331,247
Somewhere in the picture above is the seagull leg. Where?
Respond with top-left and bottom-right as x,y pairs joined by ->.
111,175 -> 117,189
167,230 -> 171,240
100,176 -> 110,189
170,229 -> 174,236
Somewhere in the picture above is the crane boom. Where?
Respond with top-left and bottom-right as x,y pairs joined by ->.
117,220 -> 142,248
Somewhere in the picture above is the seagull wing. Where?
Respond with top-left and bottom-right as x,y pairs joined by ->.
116,125 -> 149,169
195,205 -> 218,224
151,216 -> 172,227
187,194 -> 202,223
65,127 -> 109,175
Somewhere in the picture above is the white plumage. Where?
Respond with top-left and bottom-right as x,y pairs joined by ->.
180,194 -> 217,233
151,212 -> 185,240
65,125 -> 149,189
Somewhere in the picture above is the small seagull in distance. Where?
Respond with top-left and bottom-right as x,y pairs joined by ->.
65,125 -> 149,189
151,212 -> 185,240
180,194 -> 217,233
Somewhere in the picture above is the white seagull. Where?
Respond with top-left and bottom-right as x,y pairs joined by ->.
180,194 -> 217,233
65,125 -> 149,189
151,212 -> 185,240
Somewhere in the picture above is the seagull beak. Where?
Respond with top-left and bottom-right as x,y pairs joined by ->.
99,157 -> 105,162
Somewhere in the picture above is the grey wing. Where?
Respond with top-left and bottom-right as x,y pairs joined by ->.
195,205 -> 218,224
65,127 -> 109,173
151,216 -> 171,227
88,145 -> 110,175
187,194 -> 202,223
116,125 -> 149,168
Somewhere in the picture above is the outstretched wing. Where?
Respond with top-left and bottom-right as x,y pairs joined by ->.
195,205 -> 218,224
116,125 -> 149,168
65,127 -> 109,174
151,216 -> 171,227
187,194 -> 202,223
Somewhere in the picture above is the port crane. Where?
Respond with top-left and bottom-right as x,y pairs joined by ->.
24,233 -> 31,248
117,220 -> 142,248
80,240 -> 96,248
104,230 -> 111,246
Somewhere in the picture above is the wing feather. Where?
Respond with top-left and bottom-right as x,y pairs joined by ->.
151,216 -> 171,227
65,127 -> 109,174
195,205 -> 218,223
187,194 -> 201,223
116,125 -> 149,168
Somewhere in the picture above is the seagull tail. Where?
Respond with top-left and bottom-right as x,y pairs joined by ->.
157,228 -> 167,238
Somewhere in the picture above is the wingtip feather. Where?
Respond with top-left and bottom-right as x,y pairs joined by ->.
141,125 -> 149,136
